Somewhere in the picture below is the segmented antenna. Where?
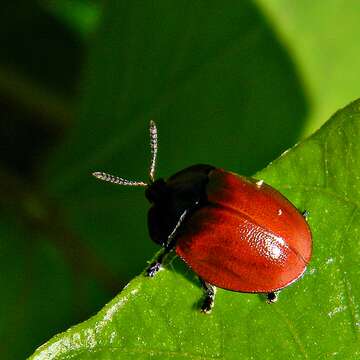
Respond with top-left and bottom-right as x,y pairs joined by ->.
92,120 -> 158,187
149,120 -> 158,182
92,172 -> 147,187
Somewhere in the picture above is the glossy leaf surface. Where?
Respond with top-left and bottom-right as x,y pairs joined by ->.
30,99 -> 360,359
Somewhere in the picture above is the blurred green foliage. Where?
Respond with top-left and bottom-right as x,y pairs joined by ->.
0,1 -> 360,359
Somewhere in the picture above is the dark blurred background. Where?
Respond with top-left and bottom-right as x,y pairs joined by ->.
1,1 -> 360,358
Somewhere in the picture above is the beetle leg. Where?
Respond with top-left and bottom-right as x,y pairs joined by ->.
146,243 -> 175,277
200,279 -> 216,314
146,209 -> 188,277
146,238 -> 177,277
302,209 -> 309,220
266,291 -> 279,303
146,260 -> 163,277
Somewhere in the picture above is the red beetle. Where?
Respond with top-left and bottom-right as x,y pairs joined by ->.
93,121 -> 312,313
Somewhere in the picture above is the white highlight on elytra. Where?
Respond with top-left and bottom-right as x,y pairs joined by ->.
240,219 -> 287,262
264,237 -> 284,260
256,179 -> 264,188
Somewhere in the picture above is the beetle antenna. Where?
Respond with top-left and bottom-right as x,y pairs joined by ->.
92,171 -> 147,187
149,120 -> 158,183
92,120 -> 158,187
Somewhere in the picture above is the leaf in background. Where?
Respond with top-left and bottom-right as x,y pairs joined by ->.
41,0 -> 102,39
44,0 -> 308,288
30,99 -> 360,359
0,215 -> 73,360
0,3 -> 86,358
0,2 -> 84,98
256,0 -> 360,135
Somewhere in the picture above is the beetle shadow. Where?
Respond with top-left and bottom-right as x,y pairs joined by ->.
163,254 -> 207,311
165,253 -> 273,309
164,252 -> 200,286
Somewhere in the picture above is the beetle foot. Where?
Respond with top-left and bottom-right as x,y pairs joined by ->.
302,209 -> 309,220
201,295 -> 214,314
200,280 -> 216,314
266,292 -> 278,304
146,262 -> 161,277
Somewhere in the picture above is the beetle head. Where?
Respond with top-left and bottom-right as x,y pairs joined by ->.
145,178 -> 169,204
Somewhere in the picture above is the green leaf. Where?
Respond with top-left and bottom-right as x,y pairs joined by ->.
30,99 -> 360,359
256,0 -> 360,136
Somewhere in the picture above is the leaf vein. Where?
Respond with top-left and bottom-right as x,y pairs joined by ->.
337,207 -> 360,340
